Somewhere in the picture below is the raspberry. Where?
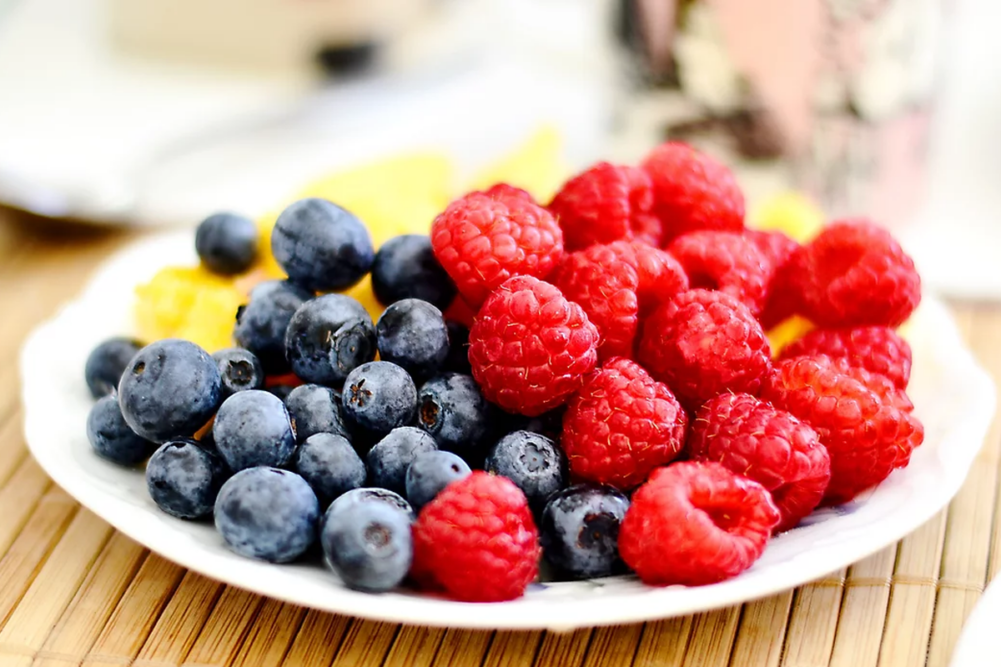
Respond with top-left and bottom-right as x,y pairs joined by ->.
667,231 -> 772,316
431,186 -> 563,307
619,461 -> 780,586
607,240 -> 689,316
688,394 -> 830,532
562,358 -> 688,490
762,355 -> 924,504
468,275 -> 599,416
746,229 -> 799,269
548,162 -> 662,250
641,142 -> 745,245
637,289 -> 772,410
553,244 -> 639,361
410,472 -> 540,601
791,220 -> 921,328
747,229 -> 801,328
780,326 -> 912,389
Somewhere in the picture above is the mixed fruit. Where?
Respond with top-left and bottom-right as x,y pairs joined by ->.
82,139 -> 923,603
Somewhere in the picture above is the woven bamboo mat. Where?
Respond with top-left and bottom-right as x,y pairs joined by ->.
0,207 -> 999,667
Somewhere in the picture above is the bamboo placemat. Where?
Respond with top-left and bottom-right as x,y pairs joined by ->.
0,207 -> 998,667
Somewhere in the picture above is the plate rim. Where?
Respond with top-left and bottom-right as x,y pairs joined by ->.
17,238 -> 998,631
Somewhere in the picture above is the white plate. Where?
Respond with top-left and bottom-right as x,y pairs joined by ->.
19,233 -> 997,630
951,577 -> 1001,667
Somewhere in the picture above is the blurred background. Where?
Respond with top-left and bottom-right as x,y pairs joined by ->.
0,0 -> 998,296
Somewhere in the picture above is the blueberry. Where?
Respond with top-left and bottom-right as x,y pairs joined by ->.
214,467 -> 319,563
442,321 -> 472,374
117,339 -> 222,443
146,439 -> 229,519
271,198 -> 374,292
195,212 -> 258,276
294,433 -> 366,507
285,384 -> 349,442
84,337 -> 143,399
371,235 -> 456,310
416,373 -> 492,459
325,487 -> 414,522
285,294 -> 375,386
366,427 -> 437,495
405,450 -> 471,510
375,299 -> 449,380
213,390 -> 296,472
234,280 -> 313,374
87,395 -> 157,466
539,484 -> 630,579
485,430 -> 567,512
212,348 -> 265,399
341,362 -> 417,439
321,492 -> 412,592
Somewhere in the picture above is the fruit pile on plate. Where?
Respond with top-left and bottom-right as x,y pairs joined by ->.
81,140 -> 922,602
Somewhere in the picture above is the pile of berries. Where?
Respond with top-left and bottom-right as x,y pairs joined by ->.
83,141 -> 923,602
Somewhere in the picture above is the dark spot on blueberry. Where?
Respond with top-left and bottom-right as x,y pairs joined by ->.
419,400 -> 438,427
227,360 -> 255,385
364,523 -> 391,549
235,304 -> 246,322
450,463 -> 460,473
133,361 -> 145,375
578,512 -> 618,550
349,380 -> 371,407
519,443 -> 547,473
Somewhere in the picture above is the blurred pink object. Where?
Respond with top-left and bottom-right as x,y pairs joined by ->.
630,0 -> 948,229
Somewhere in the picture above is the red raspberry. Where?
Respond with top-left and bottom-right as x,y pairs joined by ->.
548,162 -> 662,250
780,326 -> 912,389
553,244 -> 640,361
688,393 -> 830,533
607,240 -> 689,316
791,220 -> 921,328
641,142 -> 745,245
826,356 -> 915,415
468,275 -> 599,416
637,289 -> 772,410
619,461 -> 780,586
431,186 -> 564,307
746,229 -> 799,270
562,358 -> 688,490
747,230 -> 801,328
762,355 -> 924,505
667,231 -> 772,316
482,183 -> 535,202
410,472 -> 540,602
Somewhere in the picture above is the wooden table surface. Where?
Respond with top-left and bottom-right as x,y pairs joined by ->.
0,206 -> 998,667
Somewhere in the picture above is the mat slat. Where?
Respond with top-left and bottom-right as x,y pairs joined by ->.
633,615 -> 692,667
533,628 -> 592,667
0,490 -> 79,628
580,625 -> 642,667
828,548 -> 896,667
426,629 -> 492,667
780,571 -> 845,667
0,459 -> 53,559
228,599 -> 307,667
481,631 -> 541,667
180,587 -> 263,666
876,512 -> 947,667
0,510 -> 112,666
133,573 -> 224,666
282,611 -> 351,667
728,592 -> 794,667
82,555 -> 185,667
329,621 -> 400,667
31,534 -> 147,667
381,625 -> 446,667
680,607 -> 740,667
